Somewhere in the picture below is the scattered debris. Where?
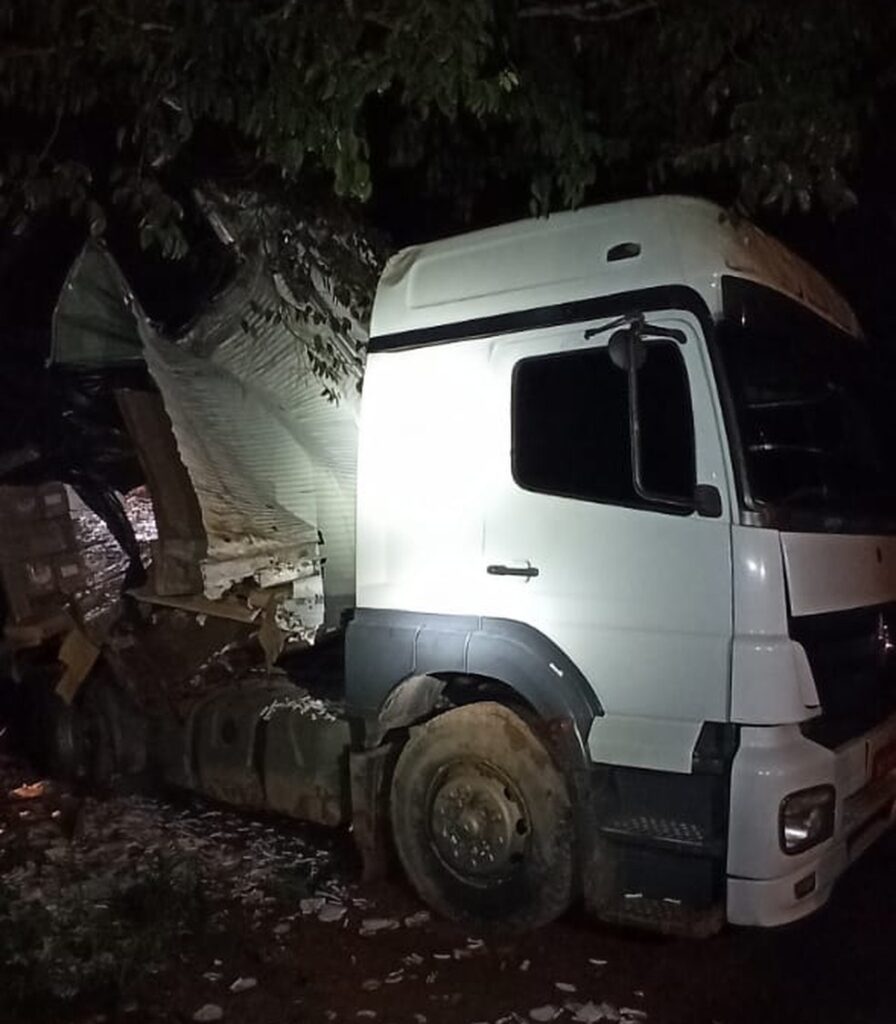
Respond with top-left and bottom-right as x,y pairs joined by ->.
556,982 -> 577,993
572,1003 -> 613,1023
10,781 -> 47,799
359,917 -> 399,935
260,694 -> 340,724
403,910 -> 431,927
571,1002 -> 631,1023
202,972 -> 223,983
361,979 -> 381,991
229,976 -> 257,994
192,1004 -> 224,1022
318,902 -> 347,923
530,1005 -> 561,1021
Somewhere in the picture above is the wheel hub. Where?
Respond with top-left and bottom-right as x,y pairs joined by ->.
429,764 -> 529,878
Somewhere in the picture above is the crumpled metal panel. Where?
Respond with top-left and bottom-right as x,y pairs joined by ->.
49,232 -> 363,632
138,252 -> 361,621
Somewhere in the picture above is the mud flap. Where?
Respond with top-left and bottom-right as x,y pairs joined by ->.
350,743 -> 396,881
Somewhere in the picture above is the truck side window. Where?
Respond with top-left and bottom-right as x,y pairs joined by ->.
511,341 -> 695,509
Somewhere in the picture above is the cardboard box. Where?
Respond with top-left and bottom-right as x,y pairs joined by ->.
0,517 -> 77,562
1,561 -> 50,621
0,552 -> 85,623
38,483 -> 70,519
54,553 -> 85,594
0,483 -> 71,524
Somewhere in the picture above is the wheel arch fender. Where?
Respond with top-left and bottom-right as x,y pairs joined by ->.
345,609 -> 602,771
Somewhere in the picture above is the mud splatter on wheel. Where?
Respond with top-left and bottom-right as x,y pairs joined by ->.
390,701 -> 574,931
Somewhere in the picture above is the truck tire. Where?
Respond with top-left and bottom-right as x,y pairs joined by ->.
33,688 -> 89,782
390,701 -> 574,930
32,683 -> 117,785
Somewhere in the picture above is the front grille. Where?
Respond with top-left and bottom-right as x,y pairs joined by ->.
792,602 -> 896,748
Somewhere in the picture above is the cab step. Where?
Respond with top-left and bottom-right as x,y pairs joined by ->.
599,814 -> 726,857
595,894 -> 725,938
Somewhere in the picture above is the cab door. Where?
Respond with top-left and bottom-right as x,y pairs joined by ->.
480,312 -> 733,766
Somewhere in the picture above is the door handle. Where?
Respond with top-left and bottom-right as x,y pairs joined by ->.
486,564 -> 540,579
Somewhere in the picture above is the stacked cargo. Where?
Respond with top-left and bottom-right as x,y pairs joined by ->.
0,483 -> 85,644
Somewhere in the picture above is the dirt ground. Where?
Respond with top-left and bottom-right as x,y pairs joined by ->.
2,737 -> 895,1024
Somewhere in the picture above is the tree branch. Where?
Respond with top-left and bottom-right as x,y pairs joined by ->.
518,0 -> 657,24
37,104 -> 64,164
1,46 -> 60,59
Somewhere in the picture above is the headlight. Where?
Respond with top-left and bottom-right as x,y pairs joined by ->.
779,785 -> 835,855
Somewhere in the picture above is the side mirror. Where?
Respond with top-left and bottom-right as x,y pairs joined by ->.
610,329 -> 698,514
608,328 -> 647,371
694,484 -> 723,518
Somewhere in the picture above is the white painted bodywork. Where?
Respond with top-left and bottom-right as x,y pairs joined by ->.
727,717 -> 896,925
361,194 -> 896,927
727,527 -> 896,924
358,310 -> 734,773
480,314 -> 733,770
782,532 -> 896,615
729,526 -> 820,725
372,195 -> 859,341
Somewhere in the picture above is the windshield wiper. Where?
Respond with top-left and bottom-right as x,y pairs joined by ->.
746,442 -> 827,456
744,393 -> 831,411
773,483 -> 837,507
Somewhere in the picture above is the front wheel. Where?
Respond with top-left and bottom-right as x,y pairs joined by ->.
390,701 -> 574,931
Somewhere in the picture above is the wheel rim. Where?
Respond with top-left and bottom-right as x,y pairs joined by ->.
427,760 -> 530,882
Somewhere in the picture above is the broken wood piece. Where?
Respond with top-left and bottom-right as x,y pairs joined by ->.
55,627 -> 101,704
127,585 -> 260,624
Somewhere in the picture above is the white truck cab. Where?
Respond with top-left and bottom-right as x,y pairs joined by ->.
345,195 -> 896,933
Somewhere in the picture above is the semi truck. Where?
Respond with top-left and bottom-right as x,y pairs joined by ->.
9,195 -> 896,935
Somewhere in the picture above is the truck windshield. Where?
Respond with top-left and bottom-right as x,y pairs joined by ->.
717,277 -> 896,527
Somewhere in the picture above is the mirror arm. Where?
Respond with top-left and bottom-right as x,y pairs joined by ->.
584,313 -> 640,341
626,333 -> 696,512
627,342 -> 649,501
585,312 -> 687,345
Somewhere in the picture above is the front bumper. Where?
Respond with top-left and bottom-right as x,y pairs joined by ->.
726,714 -> 896,926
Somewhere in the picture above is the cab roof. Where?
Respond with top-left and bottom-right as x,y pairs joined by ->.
371,195 -> 860,345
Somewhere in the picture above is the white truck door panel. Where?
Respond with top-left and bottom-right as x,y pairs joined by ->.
481,316 -> 733,731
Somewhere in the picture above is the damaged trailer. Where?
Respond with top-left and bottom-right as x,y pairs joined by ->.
8,194 -> 896,937
38,215 -> 366,833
